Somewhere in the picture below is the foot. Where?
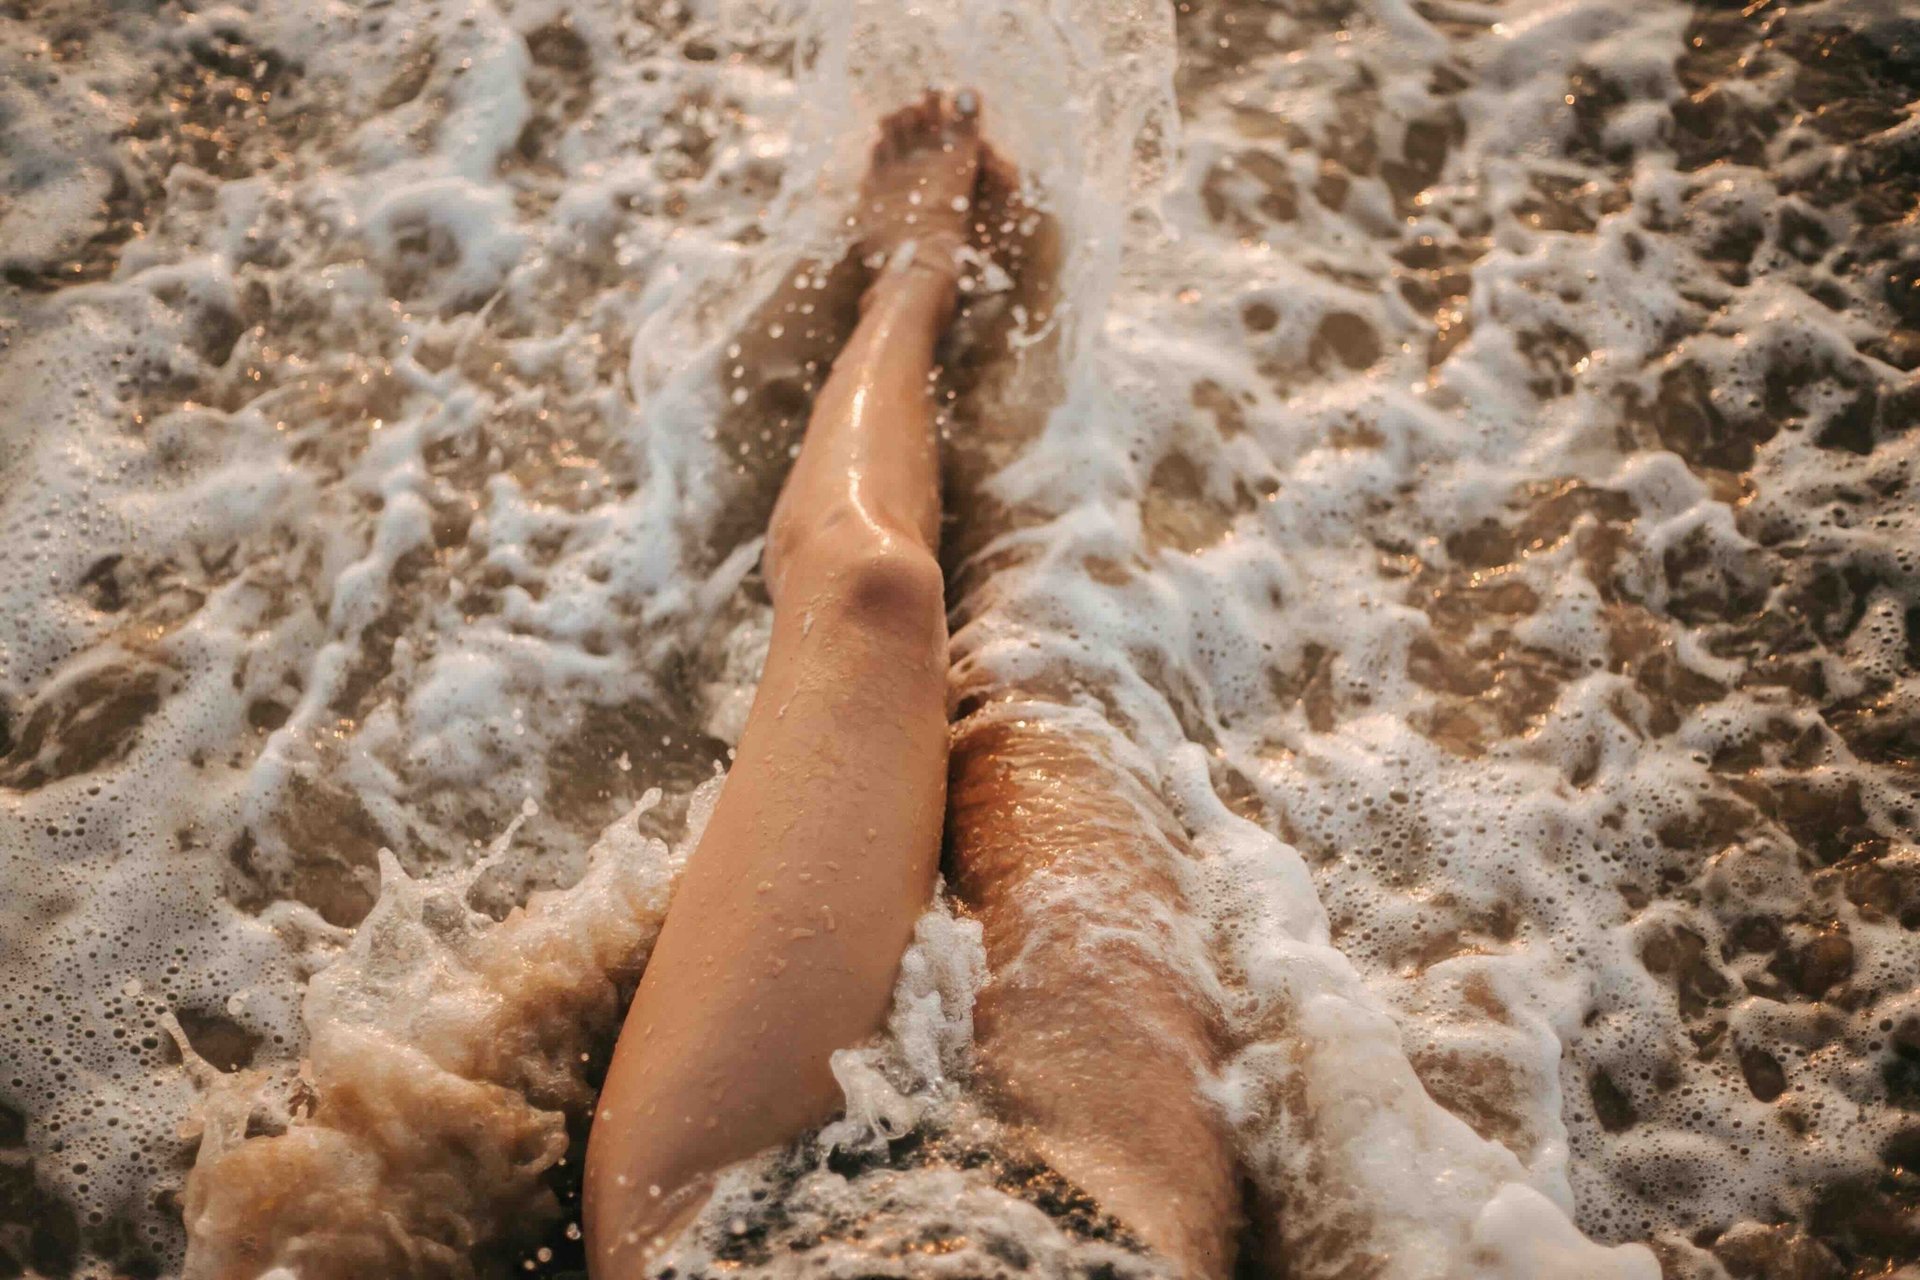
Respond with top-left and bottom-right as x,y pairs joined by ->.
855,90 -> 984,302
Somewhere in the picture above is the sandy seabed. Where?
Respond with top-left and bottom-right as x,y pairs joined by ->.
0,0 -> 1917,1275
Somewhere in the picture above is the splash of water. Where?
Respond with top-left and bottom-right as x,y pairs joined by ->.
2,0 -> 1915,1274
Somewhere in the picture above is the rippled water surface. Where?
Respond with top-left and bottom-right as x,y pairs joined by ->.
1,0 -> 1916,1275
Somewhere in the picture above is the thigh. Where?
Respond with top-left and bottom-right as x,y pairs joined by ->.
947,705 -> 1242,1279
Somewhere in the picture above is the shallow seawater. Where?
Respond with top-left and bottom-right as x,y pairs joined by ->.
0,0 -> 1916,1275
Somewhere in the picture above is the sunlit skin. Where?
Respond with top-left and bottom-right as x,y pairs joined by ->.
948,710 -> 1243,1277
583,91 -> 1242,1280
582,91 -> 979,1273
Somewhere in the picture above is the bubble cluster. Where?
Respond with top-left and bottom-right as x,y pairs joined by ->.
2,0 -> 1916,1273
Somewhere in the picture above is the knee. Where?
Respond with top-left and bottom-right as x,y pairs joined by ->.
831,539 -> 946,633
779,518 -> 947,642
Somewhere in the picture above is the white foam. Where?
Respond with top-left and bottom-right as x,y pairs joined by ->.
1,0 -> 1914,1273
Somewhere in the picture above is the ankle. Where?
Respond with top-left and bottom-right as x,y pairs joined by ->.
859,232 -> 968,301
860,261 -> 959,326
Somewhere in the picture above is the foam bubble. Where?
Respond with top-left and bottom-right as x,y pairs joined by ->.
2,0 -> 1916,1273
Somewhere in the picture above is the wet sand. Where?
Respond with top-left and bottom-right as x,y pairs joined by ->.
0,0 -> 1917,1275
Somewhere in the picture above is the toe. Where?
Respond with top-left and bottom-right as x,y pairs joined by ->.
976,141 -> 1018,194
890,114 -> 918,156
942,92 -> 982,153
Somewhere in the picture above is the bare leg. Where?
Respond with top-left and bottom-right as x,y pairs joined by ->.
947,705 -> 1243,1278
583,93 -> 981,1274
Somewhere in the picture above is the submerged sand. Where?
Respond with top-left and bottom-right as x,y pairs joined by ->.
0,0 -> 1916,1275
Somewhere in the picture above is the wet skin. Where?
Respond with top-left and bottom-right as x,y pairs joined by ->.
582,91 -> 980,1273
584,91 -> 1241,1280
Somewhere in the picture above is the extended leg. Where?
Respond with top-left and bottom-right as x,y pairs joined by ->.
583,94 -> 981,1274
